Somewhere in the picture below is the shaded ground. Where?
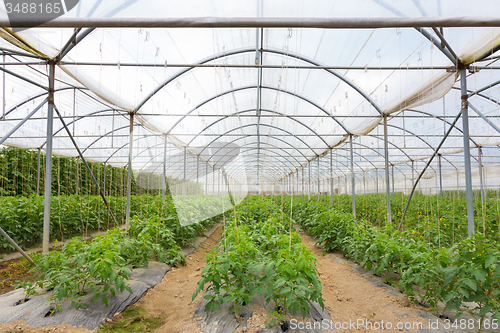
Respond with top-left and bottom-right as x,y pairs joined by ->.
0,257 -> 35,296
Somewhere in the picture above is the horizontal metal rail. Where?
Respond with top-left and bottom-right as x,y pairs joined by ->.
2,16 -> 500,28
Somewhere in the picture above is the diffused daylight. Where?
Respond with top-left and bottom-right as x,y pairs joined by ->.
0,1 -> 500,332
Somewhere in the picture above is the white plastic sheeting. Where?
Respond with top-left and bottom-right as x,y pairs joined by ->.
1,0 -> 500,198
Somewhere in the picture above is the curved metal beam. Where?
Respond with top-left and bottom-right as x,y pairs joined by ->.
81,123 -> 144,154
160,85 -> 349,139
134,48 -> 383,118
2,86 -> 78,120
40,108 -> 127,148
196,122 -> 318,160
187,107 -> 330,148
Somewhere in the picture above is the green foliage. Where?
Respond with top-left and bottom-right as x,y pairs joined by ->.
280,195 -> 500,322
193,196 -> 325,324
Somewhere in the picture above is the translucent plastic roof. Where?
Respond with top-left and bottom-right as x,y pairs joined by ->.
1,0 -> 500,192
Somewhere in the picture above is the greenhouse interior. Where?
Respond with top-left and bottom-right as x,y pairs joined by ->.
1,0 -> 500,332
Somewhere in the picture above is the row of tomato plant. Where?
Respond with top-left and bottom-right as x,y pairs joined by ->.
317,193 -> 500,247
0,194 -> 225,253
193,196 -> 325,326
277,196 -> 500,326
15,195 -> 223,314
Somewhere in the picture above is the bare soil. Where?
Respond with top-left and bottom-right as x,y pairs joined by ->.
0,257 -> 36,296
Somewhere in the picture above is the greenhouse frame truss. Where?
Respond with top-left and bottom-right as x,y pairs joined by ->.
1,1 -> 500,262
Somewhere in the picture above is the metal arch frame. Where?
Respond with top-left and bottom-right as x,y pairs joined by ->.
134,47 -> 382,119
196,123 -> 320,160
186,107 -> 331,149
103,133 -> 163,164
81,123 -> 145,154
279,130 -> 416,182
132,133 -> 311,180
202,133 -> 309,163
209,143 -> 304,170
1,86 -> 81,120
393,108 -> 479,147
384,123 -> 480,163
158,85 -> 350,138
46,108 -> 127,144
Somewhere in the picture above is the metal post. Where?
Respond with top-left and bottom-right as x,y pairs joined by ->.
461,69 -> 474,237
308,162 -> 311,200
478,147 -> 485,203
391,164 -> 395,198
330,149 -> 333,204
75,157 -> 79,195
384,115 -> 392,225
317,157 -> 320,201
196,157 -> 199,199
363,171 -> 366,194
42,62 -> 55,253
350,134 -> 356,217
212,166 -> 215,196
162,136 -> 166,200
183,147 -> 186,201
375,169 -> 379,194
438,154 -> 443,199
302,168 -> 304,198
36,147 -> 41,195
125,113 -> 134,225
205,163 -> 208,196
103,162 -> 106,196
2,51 -> 5,119
411,160 -> 415,189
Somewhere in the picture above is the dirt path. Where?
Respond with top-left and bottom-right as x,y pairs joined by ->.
297,229 -> 434,333
136,226 -> 222,333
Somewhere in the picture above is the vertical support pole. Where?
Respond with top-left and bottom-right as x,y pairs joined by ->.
212,166 -> 215,196
196,157 -> 199,199
205,163 -> 208,196
350,134 -> 356,217
330,149 -> 333,204
302,168 -> 304,198
162,135 -> 167,200
391,164 -> 395,197
478,147 -> 485,203
36,147 -> 41,195
438,154 -> 443,199
411,160 -> 415,189
183,147 -> 187,201
125,113 -> 134,225
317,157 -> 320,201
2,51 -> 5,119
375,169 -> 379,194
460,69 -> 474,237
308,162 -> 311,200
384,115 -> 392,225
363,171 -> 366,194
42,61 -> 55,253
103,162 -> 106,196
75,157 -> 79,195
